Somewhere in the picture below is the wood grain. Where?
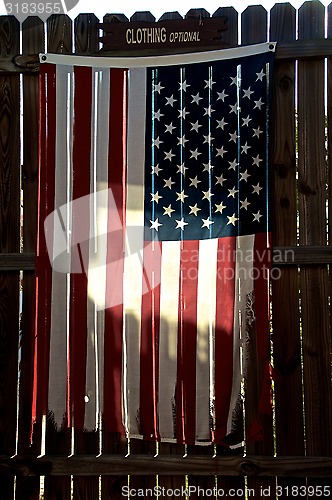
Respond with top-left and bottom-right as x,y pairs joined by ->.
0,14 -> 20,500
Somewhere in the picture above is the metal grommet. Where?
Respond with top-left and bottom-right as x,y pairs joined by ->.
41,55 -> 47,61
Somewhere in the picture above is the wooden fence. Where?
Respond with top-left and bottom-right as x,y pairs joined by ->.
0,1 -> 332,498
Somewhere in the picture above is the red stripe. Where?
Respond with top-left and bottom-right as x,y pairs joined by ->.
104,69 -> 126,433
33,64 -> 56,426
214,237 -> 236,443
140,240 -> 162,440
69,66 -> 92,429
176,240 -> 199,444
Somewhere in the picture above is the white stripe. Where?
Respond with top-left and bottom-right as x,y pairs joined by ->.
123,67 -> 147,437
48,65 -> 73,427
158,241 -> 181,439
227,234 -> 255,435
84,70 -> 110,430
41,42 -> 276,68
196,238 -> 218,440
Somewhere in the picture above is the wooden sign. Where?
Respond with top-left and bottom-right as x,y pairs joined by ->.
99,17 -> 228,51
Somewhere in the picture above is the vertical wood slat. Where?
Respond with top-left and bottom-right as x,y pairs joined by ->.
241,6 -> 276,500
0,14 -> 21,500
44,14 -> 73,500
15,17 -> 45,500
184,7 -> 214,500
72,13 -> 101,500
270,1 -> 305,494
298,0 -> 332,470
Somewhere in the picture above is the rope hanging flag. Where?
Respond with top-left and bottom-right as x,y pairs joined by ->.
33,43 -> 276,446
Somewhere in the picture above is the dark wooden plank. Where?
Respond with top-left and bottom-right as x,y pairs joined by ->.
185,8 -> 210,18
15,16 -> 45,500
298,1 -> 332,492
213,7 -> 238,47
159,12 -> 182,21
241,6 -> 275,499
130,11 -> 155,22
2,454 -> 332,477
75,13 -> 99,55
72,13 -> 101,500
270,4 -> 305,495
276,38 -> 332,59
0,14 -> 20,500
43,13 -> 73,500
241,5 -> 267,45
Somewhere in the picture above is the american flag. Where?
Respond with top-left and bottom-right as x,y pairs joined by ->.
33,43 -> 275,446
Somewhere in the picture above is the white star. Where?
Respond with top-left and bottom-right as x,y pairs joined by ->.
150,218 -> 162,231
242,115 -> 252,127
241,142 -> 251,154
176,190 -> 188,203
217,90 -> 228,101
253,183 -> 263,195
152,136 -> 163,148
163,204 -> 175,217
177,135 -> 189,147
153,109 -> 164,121
177,163 -> 188,175
230,103 -> 239,114
203,133 -> 214,145
190,120 -> 202,133
252,155 -> 263,167
204,105 -> 215,117
203,162 -> 214,172
153,82 -> 164,93
166,94 -> 177,106
227,213 -> 238,226
190,148 -> 201,160
240,169 -> 250,182
216,118 -> 228,130
204,77 -> 216,89
240,198 -> 251,210
178,108 -> 189,119
202,189 -> 214,201
189,176 -> 201,188
254,98 -> 264,110
253,126 -> 263,138
191,92 -> 203,104
165,122 -> 176,134
175,218 -> 188,231
189,203 -> 201,216
228,159 -> 238,171
164,177 -> 175,189
151,191 -> 162,203
152,164 -> 162,176
253,211 -> 263,222
256,69 -> 266,81
164,149 -> 175,161
230,75 -> 238,86
216,146 -> 227,158
201,217 -> 214,229
215,201 -> 226,214
228,186 -> 239,198
243,87 -> 254,99
215,174 -> 226,186
179,80 -> 190,92
229,130 -> 238,143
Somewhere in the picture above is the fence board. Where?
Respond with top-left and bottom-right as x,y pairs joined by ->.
43,14 -> 73,500
298,0 -> 332,492
15,16 -> 45,500
240,6 -> 276,499
270,2 -> 305,495
0,14 -> 20,500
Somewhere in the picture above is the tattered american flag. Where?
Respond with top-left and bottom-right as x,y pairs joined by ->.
33,43 -> 275,446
